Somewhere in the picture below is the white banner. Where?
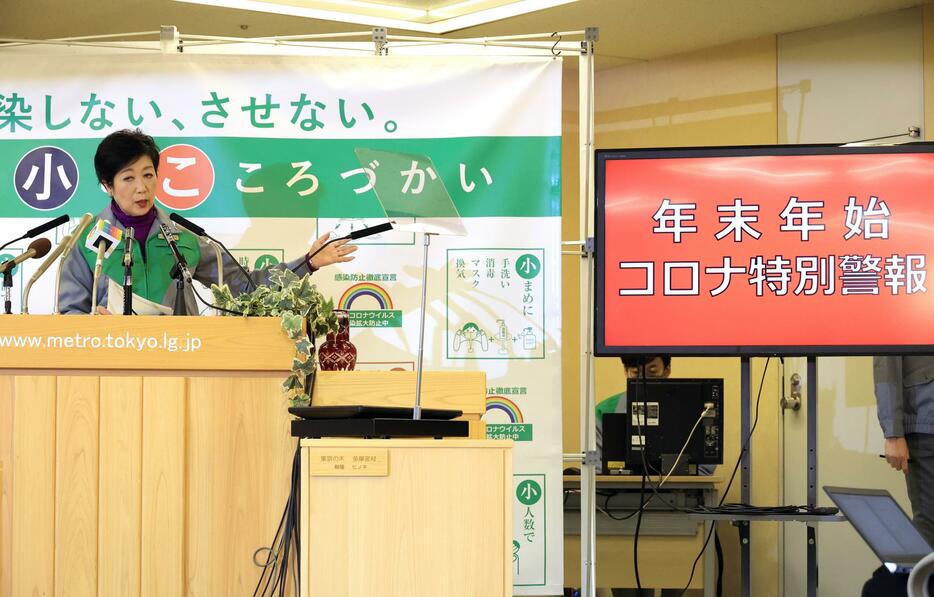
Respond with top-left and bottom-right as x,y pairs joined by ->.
0,54 -> 563,593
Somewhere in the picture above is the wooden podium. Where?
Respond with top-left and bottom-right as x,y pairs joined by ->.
0,315 -> 495,597
300,438 -> 513,597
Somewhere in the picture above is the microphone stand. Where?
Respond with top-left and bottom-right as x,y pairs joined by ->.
53,215 -> 94,315
413,231 -> 436,421
171,264 -> 187,316
2,268 -> 12,314
90,242 -> 107,315
159,222 -> 190,316
123,227 -> 134,316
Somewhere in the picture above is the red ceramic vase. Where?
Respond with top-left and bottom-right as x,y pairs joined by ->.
318,310 -> 357,371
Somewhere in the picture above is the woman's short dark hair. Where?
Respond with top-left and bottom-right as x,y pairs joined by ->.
94,129 -> 161,187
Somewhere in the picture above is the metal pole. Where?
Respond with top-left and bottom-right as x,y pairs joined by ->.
460,30 -> 586,42
740,357 -> 751,597
386,35 -> 580,52
0,38 -> 160,51
413,233 -> 431,420
578,29 -> 597,597
807,356 -> 818,597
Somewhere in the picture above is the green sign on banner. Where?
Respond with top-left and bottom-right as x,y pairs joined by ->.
487,423 -> 533,442
516,479 -> 542,506
516,253 -> 541,280
254,254 -> 280,269
347,309 -> 403,328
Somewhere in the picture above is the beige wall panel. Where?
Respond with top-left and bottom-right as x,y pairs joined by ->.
98,377 -> 143,596
11,376 -> 57,597
186,377 -> 293,596
926,5 -> 934,139
140,377 -> 186,597
0,376 -> 12,597
54,376 -> 99,597
778,7 -> 922,144
594,37 -> 779,149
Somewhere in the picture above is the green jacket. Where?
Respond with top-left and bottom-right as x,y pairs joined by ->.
57,205 -> 313,314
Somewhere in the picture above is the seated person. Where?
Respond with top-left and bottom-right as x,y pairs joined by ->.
586,356 -> 704,597
595,355 -> 671,471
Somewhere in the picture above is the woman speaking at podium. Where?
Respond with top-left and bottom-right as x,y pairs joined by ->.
57,129 -> 356,314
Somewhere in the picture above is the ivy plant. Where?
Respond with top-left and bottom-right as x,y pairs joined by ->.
211,268 -> 338,405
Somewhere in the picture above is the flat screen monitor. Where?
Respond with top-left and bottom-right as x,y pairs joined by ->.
595,144 -> 934,356
625,378 -> 724,475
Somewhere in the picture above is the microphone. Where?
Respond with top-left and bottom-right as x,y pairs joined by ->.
52,214 -> 95,314
349,221 -> 393,240
123,227 -> 134,316
24,213 -> 93,314
0,237 -> 52,274
158,221 -> 190,276
1,237 -> 51,315
85,219 -> 123,259
290,221 -> 392,273
86,220 -> 123,314
123,227 -> 134,268
168,212 -> 236,291
159,221 -> 193,316
26,214 -> 70,239
169,213 -> 206,237
0,214 -> 70,253
162,217 -> 248,317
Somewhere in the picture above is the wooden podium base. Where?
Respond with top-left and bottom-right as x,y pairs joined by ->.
300,438 -> 513,597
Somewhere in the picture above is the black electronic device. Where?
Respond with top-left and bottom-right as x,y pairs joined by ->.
288,405 -> 462,420
289,221 -> 393,273
290,417 -> 468,439
824,486 -> 932,569
625,378 -> 724,475
289,404 -> 468,438
602,412 -> 629,474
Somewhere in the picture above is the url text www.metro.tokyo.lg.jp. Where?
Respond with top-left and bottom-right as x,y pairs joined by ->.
0,332 -> 203,353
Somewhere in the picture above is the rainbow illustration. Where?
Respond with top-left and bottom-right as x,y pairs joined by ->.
338,282 -> 394,310
485,396 -> 524,423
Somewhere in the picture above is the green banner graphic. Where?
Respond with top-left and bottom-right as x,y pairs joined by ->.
0,136 -> 560,218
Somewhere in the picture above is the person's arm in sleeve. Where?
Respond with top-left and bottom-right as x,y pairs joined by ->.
57,246 -> 94,314
192,232 -> 357,296
874,356 -> 910,473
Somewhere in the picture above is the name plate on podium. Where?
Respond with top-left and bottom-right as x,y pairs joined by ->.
309,448 -> 390,477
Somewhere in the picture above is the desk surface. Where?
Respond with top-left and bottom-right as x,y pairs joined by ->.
564,474 -> 722,486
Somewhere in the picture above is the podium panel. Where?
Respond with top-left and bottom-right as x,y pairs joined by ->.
0,316 -> 488,597
300,439 -> 513,597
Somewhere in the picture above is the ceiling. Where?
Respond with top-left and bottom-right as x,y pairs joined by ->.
0,0 -> 930,68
